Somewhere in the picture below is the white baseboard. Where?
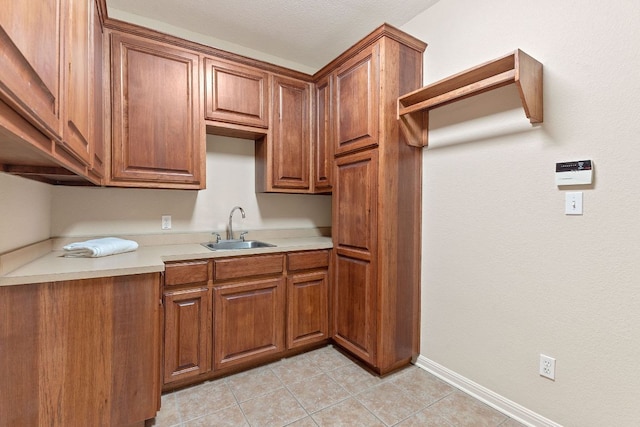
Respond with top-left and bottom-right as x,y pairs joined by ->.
414,355 -> 563,427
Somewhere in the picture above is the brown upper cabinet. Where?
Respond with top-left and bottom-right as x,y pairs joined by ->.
109,32 -> 205,189
313,75 -> 333,192
332,45 -> 380,156
63,0 -> 93,167
204,58 -> 269,129
1,10 -> 418,202
0,0 -> 104,184
0,1 -> 63,142
256,75 -> 313,193
89,2 -> 105,181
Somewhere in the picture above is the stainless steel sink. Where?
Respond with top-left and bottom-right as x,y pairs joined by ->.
201,240 -> 276,251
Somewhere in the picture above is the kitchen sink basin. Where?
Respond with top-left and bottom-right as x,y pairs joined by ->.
201,240 -> 276,251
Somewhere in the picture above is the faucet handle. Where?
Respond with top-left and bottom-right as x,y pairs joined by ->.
212,232 -> 222,243
239,231 -> 248,241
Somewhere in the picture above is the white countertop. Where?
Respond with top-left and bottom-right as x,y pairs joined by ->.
0,236 -> 333,286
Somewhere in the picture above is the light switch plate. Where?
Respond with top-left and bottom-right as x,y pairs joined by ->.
565,192 -> 583,215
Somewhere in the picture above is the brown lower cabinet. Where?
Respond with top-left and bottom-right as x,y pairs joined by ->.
212,253 -> 286,371
0,273 -> 162,426
162,250 -> 330,389
287,250 -> 330,349
163,287 -> 212,383
214,276 -> 286,369
163,260 -> 212,384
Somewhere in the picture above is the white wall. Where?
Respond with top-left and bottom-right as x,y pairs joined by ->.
51,135 -> 331,237
402,0 -> 640,425
0,173 -> 51,253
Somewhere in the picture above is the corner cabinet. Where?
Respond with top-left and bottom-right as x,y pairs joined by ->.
109,31 -> 205,189
328,25 -> 426,375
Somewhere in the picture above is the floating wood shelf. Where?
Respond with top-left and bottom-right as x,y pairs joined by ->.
398,49 -> 543,147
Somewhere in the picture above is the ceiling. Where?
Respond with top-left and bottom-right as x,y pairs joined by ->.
106,0 -> 440,72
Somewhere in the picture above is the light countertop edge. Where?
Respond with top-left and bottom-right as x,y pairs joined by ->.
0,237 -> 333,287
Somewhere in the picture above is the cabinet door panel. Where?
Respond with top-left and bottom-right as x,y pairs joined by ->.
90,0 -> 105,179
314,75 -> 332,192
334,149 -> 377,253
62,0 -> 92,165
204,58 -> 269,128
110,33 -> 203,187
332,149 -> 378,366
271,75 -> 311,190
0,0 -> 62,139
213,277 -> 284,369
332,252 -> 375,363
287,270 -> 329,349
163,287 -> 211,383
334,45 -> 379,155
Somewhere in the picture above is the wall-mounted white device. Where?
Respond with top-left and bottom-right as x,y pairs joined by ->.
555,160 -> 593,186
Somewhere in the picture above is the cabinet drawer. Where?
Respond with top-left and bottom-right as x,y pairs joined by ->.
165,261 -> 209,286
214,254 -> 284,281
287,250 -> 330,271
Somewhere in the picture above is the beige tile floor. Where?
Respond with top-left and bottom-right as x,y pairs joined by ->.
146,346 -> 526,427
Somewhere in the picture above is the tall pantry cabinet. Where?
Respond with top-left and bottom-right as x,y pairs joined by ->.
320,25 -> 426,375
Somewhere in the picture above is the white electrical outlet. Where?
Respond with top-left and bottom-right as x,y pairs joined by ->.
161,215 -> 172,230
539,354 -> 556,380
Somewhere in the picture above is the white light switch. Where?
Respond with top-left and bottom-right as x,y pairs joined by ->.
565,192 -> 583,215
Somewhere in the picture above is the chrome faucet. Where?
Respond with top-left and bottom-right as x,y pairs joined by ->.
228,206 -> 245,240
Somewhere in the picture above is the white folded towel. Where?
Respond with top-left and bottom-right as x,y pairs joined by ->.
63,237 -> 139,258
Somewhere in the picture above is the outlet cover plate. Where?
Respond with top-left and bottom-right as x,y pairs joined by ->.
161,215 -> 172,230
540,354 -> 556,380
